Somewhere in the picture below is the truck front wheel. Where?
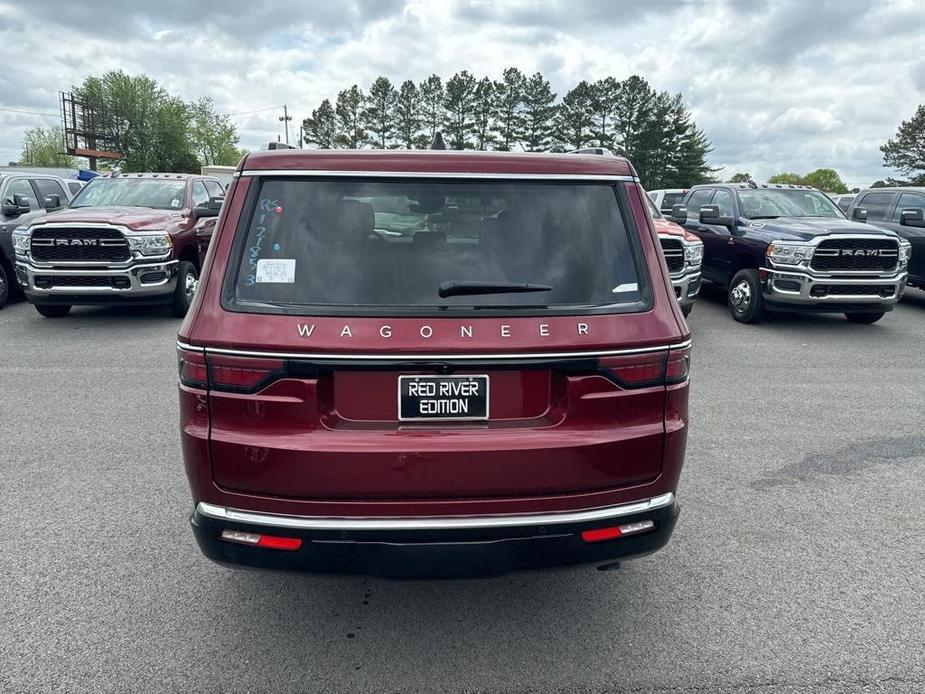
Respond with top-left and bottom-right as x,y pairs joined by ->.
845,312 -> 885,324
35,304 -> 71,318
171,261 -> 199,318
0,263 -> 9,309
728,269 -> 765,324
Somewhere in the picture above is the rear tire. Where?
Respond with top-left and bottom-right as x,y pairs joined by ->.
35,303 -> 71,318
727,269 -> 764,324
845,312 -> 885,324
171,261 -> 198,318
0,263 -> 9,309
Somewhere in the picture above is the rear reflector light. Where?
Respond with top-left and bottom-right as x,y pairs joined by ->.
581,519 -> 655,543
220,529 -> 302,551
177,348 -> 285,393
599,345 -> 690,388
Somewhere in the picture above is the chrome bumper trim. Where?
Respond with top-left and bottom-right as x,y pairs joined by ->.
670,268 -> 701,304
196,492 -> 676,531
763,267 -> 907,304
16,260 -> 179,296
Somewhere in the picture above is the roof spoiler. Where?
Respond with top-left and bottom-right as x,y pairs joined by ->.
567,147 -> 614,156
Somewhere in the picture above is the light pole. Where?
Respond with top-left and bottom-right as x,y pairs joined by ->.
279,104 -> 292,145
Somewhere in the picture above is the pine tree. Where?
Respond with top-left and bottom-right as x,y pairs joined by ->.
555,81 -> 595,151
590,77 -> 620,149
521,72 -> 556,152
443,70 -> 478,150
334,85 -> 367,149
881,105 -> 925,180
364,76 -> 397,149
472,77 -> 497,150
302,99 -> 337,149
493,67 -> 526,151
418,74 -> 444,142
394,80 -> 423,149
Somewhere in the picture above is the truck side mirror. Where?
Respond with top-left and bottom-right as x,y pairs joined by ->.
669,204 -> 688,224
900,208 -> 925,228
44,194 -> 62,211
852,207 -> 867,222
1,193 -> 31,217
699,204 -> 734,227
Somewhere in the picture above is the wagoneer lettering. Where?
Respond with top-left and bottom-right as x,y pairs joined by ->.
179,148 -> 690,578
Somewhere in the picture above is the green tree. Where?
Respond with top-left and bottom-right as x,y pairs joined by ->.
881,105 -> 925,179
302,99 -> 337,149
555,80 -> 595,151
443,70 -> 478,150
20,127 -> 78,167
472,77 -> 497,150
521,72 -> 556,152
612,75 -> 655,160
803,168 -> 848,193
493,67 -> 526,151
334,85 -> 367,149
768,172 -> 805,185
189,97 -> 243,166
418,74 -> 444,142
727,172 -> 752,183
364,77 -> 397,149
590,77 -> 620,149
74,70 -> 199,172
394,80 -> 423,149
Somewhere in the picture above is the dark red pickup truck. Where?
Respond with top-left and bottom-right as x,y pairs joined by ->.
12,173 -> 224,317
178,149 -> 691,578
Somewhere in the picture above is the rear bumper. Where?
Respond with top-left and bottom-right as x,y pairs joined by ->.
191,493 -> 679,578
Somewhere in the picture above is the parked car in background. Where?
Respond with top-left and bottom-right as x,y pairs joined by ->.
676,181 -> 910,324
845,187 -> 925,290
828,193 -> 856,214
12,172 -> 225,318
648,189 -> 688,215
179,148 -> 690,578
0,172 -> 74,308
646,196 -> 703,316
64,180 -> 85,197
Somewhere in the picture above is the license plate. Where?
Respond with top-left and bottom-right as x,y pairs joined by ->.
398,375 -> 489,422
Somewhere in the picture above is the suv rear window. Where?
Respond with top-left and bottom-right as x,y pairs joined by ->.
224,178 -> 648,316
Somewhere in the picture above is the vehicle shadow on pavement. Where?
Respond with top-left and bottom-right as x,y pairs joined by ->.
196,560 -> 676,688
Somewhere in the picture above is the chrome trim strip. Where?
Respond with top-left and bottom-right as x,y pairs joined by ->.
176,339 -> 692,361
238,169 -> 637,182
196,492 -> 675,531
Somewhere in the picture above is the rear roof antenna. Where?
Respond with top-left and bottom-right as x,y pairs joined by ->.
430,131 -> 447,150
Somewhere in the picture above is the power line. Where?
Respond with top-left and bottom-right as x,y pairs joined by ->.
224,105 -> 285,117
0,106 -> 59,117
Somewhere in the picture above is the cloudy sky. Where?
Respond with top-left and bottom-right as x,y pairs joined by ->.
1,0 -> 922,187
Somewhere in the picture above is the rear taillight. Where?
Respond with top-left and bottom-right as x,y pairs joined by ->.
178,349 -> 208,389
599,345 -> 690,388
220,530 -> 302,551
178,349 -> 285,393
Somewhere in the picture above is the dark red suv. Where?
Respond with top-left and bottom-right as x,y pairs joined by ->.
178,149 -> 690,578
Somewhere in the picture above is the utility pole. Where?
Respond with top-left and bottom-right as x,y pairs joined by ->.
298,121 -> 304,149
279,104 -> 292,145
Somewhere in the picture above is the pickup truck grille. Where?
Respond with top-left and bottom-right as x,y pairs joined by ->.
659,238 -> 685,274
31,228 -> 130,263
810,238 -> 899,272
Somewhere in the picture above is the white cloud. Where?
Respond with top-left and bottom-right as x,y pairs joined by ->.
0,0 -> 921,188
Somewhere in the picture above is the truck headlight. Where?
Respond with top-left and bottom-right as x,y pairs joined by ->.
767,242 -> 813,265
899,242 -> 911,270
12,227 -> 30,257
684,242 -> 703,267
127,233 -> 173,256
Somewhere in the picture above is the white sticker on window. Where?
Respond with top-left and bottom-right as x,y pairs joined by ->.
256,258 -> 296,283
612,283 -> 639,293
171,199 -> 180,208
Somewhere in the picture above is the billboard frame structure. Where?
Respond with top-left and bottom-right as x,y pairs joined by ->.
60,91 -> 123,170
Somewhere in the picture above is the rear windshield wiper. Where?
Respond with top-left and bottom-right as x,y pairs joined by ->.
437,280 -> 553,299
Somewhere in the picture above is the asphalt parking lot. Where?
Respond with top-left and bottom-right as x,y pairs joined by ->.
1,289 -> 924,694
